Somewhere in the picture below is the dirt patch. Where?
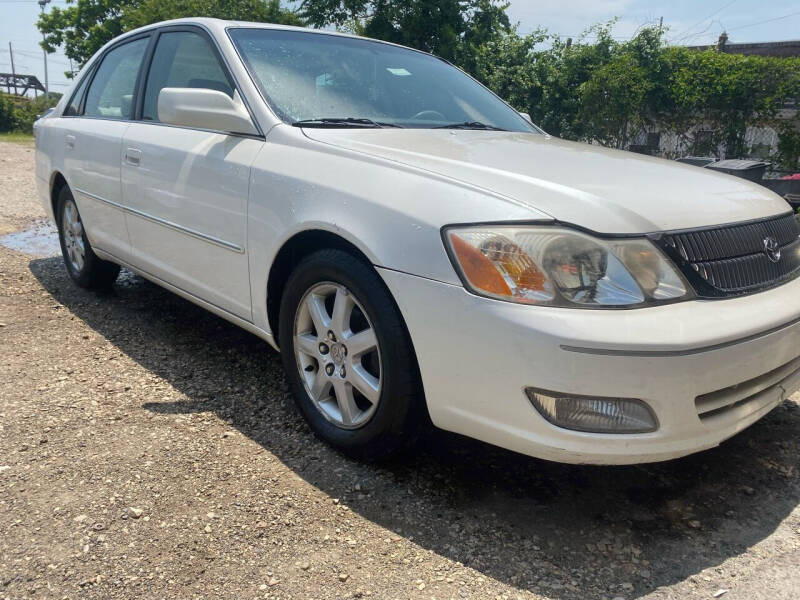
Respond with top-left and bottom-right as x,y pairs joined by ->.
2,141 -> 800,600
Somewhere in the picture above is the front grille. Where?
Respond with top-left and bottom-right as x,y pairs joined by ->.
651,212 -> 800,298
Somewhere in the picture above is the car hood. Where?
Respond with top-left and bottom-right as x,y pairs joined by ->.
302,128 -> 790,233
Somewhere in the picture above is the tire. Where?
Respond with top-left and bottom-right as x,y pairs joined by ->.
279,248 -> 424,461
56,185 -> 120,290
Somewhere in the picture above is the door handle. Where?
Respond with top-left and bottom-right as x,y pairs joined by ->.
124,148 -> 141,166
65,134 -> 76,150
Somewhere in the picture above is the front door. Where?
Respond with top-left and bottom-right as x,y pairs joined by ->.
120,28 -> 260,320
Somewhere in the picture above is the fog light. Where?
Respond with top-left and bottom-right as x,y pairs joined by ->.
525,388 -> 657,433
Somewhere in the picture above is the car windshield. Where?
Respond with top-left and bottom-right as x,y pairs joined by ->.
229,28 -> 537,132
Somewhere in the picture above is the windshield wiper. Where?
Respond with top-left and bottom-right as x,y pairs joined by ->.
292,117 -> 403,128
434,121 -> 506,131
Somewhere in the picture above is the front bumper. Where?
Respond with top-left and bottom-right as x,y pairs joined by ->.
378,267 -> 800,464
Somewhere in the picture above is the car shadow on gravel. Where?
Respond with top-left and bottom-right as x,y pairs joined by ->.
31,256 -> 800,600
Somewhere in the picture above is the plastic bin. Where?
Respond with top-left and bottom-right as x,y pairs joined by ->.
704,159 -> 769,182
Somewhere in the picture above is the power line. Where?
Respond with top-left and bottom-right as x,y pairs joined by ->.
680,19 -> 726,46
671,0 -> 739,42
0,62 -> 31,70
14,49 -> 71,64
727,10 -> 800,31
627,17 -> 668,41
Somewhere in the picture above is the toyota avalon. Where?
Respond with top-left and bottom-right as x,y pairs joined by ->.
34,18 -> 800,463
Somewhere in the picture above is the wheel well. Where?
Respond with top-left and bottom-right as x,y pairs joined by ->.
267,230 -> 375,346
50,172 -> 68,220
266,229 -> 430,424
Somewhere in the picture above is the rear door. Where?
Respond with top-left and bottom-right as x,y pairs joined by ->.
62,35 -> 150,262
121,27 -> 260,320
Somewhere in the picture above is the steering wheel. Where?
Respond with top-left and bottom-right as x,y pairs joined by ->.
410,110 -> 446,121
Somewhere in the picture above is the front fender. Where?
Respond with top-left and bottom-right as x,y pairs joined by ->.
246,127 -> 541,332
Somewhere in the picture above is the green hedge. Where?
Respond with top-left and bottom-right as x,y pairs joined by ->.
0,93 -> 60,134
473,25 -> 800,170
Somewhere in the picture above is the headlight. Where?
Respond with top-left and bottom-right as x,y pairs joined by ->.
444,225 -> 692,307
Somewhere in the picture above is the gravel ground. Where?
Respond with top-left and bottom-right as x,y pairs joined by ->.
0,142 -> 39,236
2,139 -> 800,600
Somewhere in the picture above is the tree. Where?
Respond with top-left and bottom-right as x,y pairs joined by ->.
38,0 -> 136,69
0,93 -> 17,133
664,48 -> 800,157
122,0 -> 303,31
458,0 -> 512,73
579,53 -> 651,148
0,93 -> 60,133
520,23 -> 621,139
300,0 -> 511,67
775,123 -> 800,172
472,30 -> 545,114
38,0 -> 303,72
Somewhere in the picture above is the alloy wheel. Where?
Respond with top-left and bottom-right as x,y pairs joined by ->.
62,198 -> 86,273
293,282 -> 382,429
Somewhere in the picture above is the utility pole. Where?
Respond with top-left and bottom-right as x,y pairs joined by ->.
38,0 -> 51,99
8,42 -> 17,95
659,16 -> 663,32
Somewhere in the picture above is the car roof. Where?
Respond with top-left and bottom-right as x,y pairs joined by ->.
117,17 -> 425,54
124,17 -> 308,35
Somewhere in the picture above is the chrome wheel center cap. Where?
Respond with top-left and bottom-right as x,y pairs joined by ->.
330,343 -> 346,365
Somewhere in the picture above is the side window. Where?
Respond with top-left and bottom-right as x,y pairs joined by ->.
64,69 -> 92,116
84,37 -> 148,120
142,31 -> 233,122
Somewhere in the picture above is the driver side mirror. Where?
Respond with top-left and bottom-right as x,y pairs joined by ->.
519,112 -> 533,124
158,87 -> 258,136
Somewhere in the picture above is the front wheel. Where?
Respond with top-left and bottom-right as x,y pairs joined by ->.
56,186 -> 120,289
278,249 -> 424,460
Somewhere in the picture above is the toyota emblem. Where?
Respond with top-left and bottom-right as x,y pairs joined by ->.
763,236 -> 781,263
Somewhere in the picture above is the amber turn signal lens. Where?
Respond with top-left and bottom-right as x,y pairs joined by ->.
448,233 -> 512,296
447,231 -> 553,303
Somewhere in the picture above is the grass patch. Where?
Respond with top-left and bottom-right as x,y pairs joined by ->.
0,132 -> 34,144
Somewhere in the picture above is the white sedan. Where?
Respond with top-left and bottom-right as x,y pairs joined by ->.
35,18 -> 800,464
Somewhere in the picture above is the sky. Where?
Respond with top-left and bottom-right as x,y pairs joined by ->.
1,0 -> 799,97
505,0 -> 800,44
0,0 -> 75,95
